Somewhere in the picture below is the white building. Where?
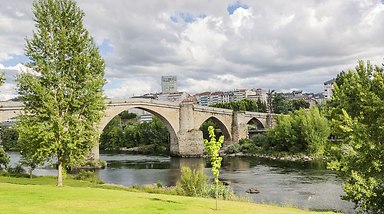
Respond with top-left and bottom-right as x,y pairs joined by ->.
247,88 -> 267,103
158,91 -> 190,103
161,76 -> 177,94
324,79 -> 335,99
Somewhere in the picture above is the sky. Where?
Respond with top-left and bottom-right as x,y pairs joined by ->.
1,0 -> 384,101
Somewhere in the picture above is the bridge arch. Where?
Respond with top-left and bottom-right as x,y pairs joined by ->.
246,117 -> 267,138
100,106 -> 178,148
247,117 -> 265,130
95,99 -> 181,159
200,116 -> 232,145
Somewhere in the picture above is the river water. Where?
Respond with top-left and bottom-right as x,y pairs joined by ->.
8,152 -> 354,213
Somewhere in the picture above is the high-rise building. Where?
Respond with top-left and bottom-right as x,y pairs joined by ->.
161,76 -> 177,94
324,78 -> 335,99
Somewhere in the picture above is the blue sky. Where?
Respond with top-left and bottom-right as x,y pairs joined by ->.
227,1 -> 249,14
1,0 -> 384,100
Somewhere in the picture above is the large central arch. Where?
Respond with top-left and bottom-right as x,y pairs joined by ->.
93,99 -> 181,159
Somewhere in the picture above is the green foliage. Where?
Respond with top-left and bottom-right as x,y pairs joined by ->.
175,165 -> 236,201
265,107 -> 330,156
202,182 -> 236,200
204,125 -> 224,210
225,143 -> 241,154
99,114 -> 170,154
176,166 -> 208,197
210,99 -> 267,112
271,93 -> 288,114
271,93 -> 310,114
199,119 -> 221,140
72,170 -> 103,184
119,111 -> 137,120
6,164 -> 27,177
16,0 -> 106,186
239,139 -> 259,153
327,60 -> 384,213
100,116 -> 124,150
0,146 -> 9,170
0,126 -> 19,151
225,134 -> 268,154
204,126 -> 224,184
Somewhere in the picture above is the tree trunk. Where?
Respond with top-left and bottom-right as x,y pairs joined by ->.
215,181 -> 218,210
57,162 -> 63,187
29,168 -> 33,179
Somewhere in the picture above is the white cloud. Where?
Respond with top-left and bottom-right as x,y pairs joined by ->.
0,0 -> 384,100
0,63 -> 30,100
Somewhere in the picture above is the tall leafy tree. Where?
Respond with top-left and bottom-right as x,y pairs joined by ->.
16,0 -> 105,186
327,60 -> 384,213
0,73 -> 9,169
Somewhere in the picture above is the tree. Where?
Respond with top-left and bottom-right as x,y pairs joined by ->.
204,126 -> 224,210
100,116 -> 124,150
272,92 -> 288,114
0,126 -> 19,151
288,99 -> 310,111
266,107 -> 330,156
0,146 -> 9,170
200,119 -> 220,140
327,60 -> 384,213
210,99 -> 267,113
16,0 -> 105,186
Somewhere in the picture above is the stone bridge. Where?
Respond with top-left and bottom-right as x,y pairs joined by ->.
0,98 -> 275,158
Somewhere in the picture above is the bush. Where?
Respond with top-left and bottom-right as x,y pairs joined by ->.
0,146 -> 9,170
225,144 -> 241,154
250,134 -> 268,148
73,170 -> 104,184
202,182 -> 236,200
176,165 -> 208,197
6,164 -> 28,177
240,141 -> 259,153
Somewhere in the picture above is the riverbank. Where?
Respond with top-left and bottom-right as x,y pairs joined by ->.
0,175 -> 337,214
109,147 -> 327,162
220,151 -> 328,162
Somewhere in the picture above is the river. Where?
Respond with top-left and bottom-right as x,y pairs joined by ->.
8,152 -> 354,213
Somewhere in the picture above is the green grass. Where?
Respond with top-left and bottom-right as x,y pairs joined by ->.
0,176 -> 337,214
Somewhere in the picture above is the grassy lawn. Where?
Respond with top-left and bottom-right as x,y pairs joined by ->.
0,176 -> 337,214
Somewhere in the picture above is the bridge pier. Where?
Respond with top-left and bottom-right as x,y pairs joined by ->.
173,130 -> 204,157
231,111 -> 249,143
171,103 -> 204,157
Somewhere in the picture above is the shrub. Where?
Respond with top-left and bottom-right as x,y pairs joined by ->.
0,146 -> 9,170
73,170 -> 103,184
202,182 -> 236,200
225,144 -> 241,154
176,165 -> 208,197
6,164 -> 28,177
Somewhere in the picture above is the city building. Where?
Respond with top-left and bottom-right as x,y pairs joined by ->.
324,78 -> 335,99
158,91 -> 191,103
233,89 -> 246,101
161,76 -> 177,94
140,114 -> 153,123
194,92 -> 211,106
247,88 -> 267,103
